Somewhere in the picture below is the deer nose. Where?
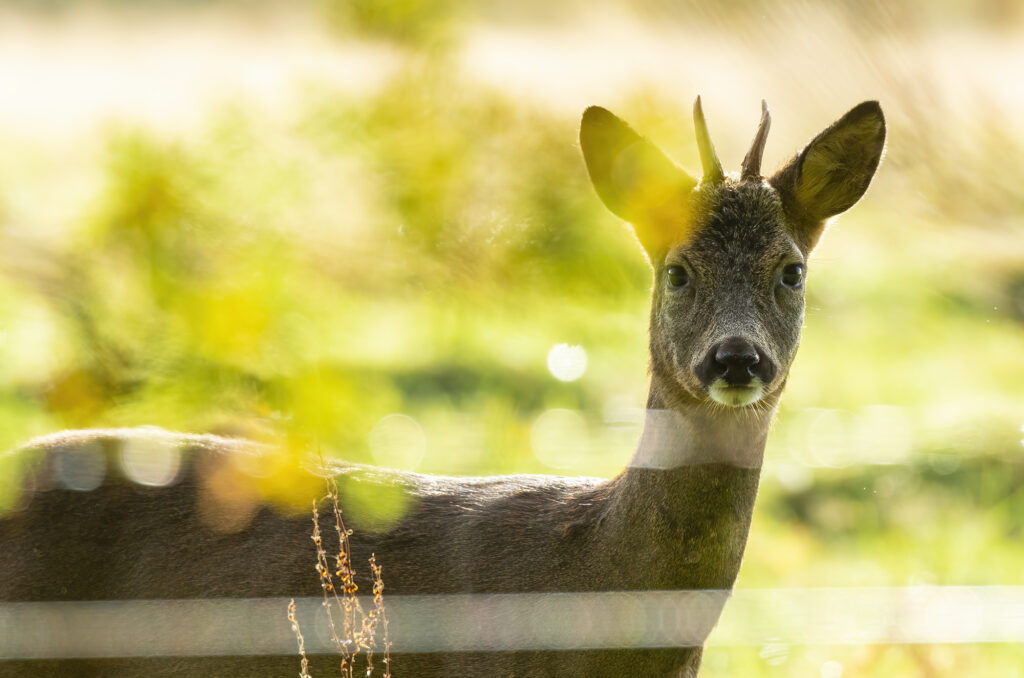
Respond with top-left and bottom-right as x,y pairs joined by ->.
696,337 -> 775,387
714,338 -> 759,385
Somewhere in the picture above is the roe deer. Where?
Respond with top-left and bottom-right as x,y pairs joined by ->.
0,97 -> 885,677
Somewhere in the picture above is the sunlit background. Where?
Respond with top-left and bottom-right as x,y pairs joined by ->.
1,0 -> 1023,675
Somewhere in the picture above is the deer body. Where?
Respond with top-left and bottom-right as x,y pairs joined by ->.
0,98 -> 885,677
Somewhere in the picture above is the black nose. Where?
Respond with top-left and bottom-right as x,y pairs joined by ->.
696,337 -> 777,387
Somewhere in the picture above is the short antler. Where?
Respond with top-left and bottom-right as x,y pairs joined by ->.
693,96 -> 724,184
741,100 -> 771,181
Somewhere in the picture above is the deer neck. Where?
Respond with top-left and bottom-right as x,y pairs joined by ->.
629,385 -> 776,471
596,382 -> 777,592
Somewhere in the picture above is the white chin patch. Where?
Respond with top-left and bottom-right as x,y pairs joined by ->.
708,379 -> 764,407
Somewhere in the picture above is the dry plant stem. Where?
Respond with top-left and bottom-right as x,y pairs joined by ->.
309,474 -> 391,677
370,555 -> 393,678
313,440 -> 354,677
312,499 -> 349,672
288,598 -> 312,678
361,555 -> 382,674
329,478 -> 363,677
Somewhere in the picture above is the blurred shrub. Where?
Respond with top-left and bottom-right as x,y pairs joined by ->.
0,60 -> 655,473
320,0 -> 466,46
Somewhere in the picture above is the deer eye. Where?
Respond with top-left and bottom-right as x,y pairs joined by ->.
781,263 -> 805,288
666,266 -> 689,288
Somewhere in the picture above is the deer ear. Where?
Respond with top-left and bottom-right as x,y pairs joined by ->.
580,106 -> 697,257
770,101 -> 886,248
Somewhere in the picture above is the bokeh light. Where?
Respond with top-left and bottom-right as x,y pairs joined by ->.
368,413 -> 427,470
120,436 -> 181,487
530,408 -> 589,469
821,660 -> 843,678
546,343 -> 588,382
54,443 -> 106,492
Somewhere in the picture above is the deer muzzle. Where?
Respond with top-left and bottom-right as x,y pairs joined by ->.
695,336 -> 778,406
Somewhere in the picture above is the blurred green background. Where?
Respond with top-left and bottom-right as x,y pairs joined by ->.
0,0 -> 1023,675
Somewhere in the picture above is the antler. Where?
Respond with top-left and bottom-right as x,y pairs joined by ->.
693,96 -> 724,184
741,100 -> 771,181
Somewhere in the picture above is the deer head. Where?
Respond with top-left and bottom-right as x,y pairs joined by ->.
580,98 -> 885,412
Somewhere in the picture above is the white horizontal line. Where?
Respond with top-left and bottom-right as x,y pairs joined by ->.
1,587 -> 1022,659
